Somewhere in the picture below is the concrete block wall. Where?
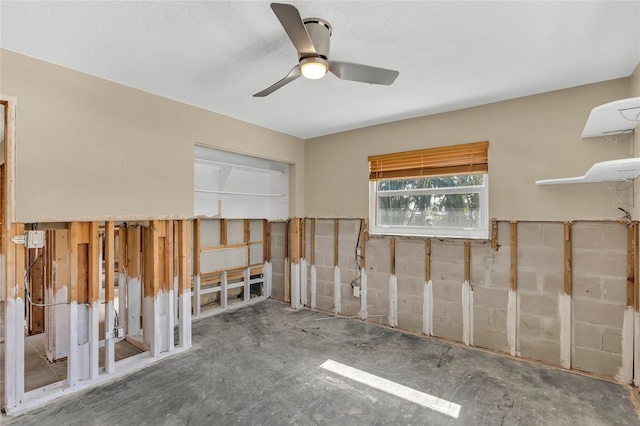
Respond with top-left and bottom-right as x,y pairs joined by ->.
365,237 -> 391,326
337,220 -> 361,317
269,222 -> 286,302
313,219 -> 335,312
571,222 -> 627,377
516,222 -> 564,366
395,239 -> 425,333
277,218 -> 634,381
431,241 -> 465,341
471,227 -> 510,353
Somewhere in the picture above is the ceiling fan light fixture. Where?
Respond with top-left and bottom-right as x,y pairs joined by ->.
300,57 -> 327,79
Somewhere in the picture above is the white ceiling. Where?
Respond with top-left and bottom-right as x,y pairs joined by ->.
1,1 -> 639,139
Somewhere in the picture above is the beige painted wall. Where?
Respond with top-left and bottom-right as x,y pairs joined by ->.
305,78 -> 632,221
0,49 -> 305,222
631,62 -> 640,220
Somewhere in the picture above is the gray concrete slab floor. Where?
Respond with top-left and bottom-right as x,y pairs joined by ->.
4,300 -> 639,425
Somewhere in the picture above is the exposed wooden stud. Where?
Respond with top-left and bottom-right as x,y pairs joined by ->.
560,221 -> 572,369
362,228 -> 368,269
390,237 -> 396,275
425,239 -> 431,282
334,219 -> 339,267
462,240 -> 473,346
193,219 -> 201,316
627,222 -> 636,307
118,225 -> 128,333
301,219 -> 306,259
508,222 -> 518,357
290,218 -> 301,308
423,238 -> 433,336
178,220 -> 192,348
634,222 -> 639,312
464,241 -> 471,283
87,222 -> 100,380
220,218 -> 228,246
311,219 -> 316,265
564,222 -> 572,296
126,225 -> 142,336
491,218 -> 499,250
88,222 -> 100,304
263,220 -> 270,262
104,222 -> 116,373
510,222 -> 517,292
284,220 -> 290,303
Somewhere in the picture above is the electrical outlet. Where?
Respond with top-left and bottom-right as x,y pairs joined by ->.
25,230 -> 45,249
353,285 -> 360,298
115,327 -> 125,339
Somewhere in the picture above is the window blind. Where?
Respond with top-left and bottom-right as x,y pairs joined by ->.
368,141 -> 489,181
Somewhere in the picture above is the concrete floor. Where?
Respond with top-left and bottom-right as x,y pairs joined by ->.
4,300 -> 640,425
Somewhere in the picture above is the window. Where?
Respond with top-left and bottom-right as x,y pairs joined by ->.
368,141 -> 489,239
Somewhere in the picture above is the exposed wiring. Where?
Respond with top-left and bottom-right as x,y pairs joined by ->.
24,247 -> 73,308
350,219 -> 364,290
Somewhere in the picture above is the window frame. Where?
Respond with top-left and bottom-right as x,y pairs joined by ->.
368,142 -> 490,240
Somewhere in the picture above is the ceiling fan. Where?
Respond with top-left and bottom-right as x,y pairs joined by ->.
253,3 -> 400,97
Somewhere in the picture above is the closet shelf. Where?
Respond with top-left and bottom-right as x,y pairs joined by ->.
581,97 -> 640,138
535,158 -> 640,186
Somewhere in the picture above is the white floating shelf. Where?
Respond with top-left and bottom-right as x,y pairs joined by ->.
536,158 -> 640,185
581,97 -> 640,138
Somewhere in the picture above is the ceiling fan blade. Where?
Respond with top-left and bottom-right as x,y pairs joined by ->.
253,65 -> 302,97
271,3 -> 317,56
329,61 -> 399,86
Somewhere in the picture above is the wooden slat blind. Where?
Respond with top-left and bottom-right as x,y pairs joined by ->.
368,141 -> 489,180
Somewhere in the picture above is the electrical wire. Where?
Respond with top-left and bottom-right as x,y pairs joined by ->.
24,247 -> 73,308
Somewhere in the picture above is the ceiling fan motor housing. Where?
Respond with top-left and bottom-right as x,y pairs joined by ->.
302,17 -> 331,60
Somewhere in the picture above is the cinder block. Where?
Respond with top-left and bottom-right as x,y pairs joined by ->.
601,222 -> 628,251
473,287 -> 508,310
432,280 -> 463,304
474,328 -> 508,353
542,272 -> 564,294
470,245 -> 494,266
396,239 -> 425,260
572,223 -> 604,250
572,346 -> 621,378
316,236 -> 335,267
572,275 -> 602,300
432,318 -> 463,342
473,306 -> 491,328
542,223 -> 564,248
398,312 -> 423,334
518,313 -> 542,338
519,292 -> 559,317
315,265 -> 334,283
517,269 -> 539,292
573,322 -> 603,350
541,316 -> 560,340
403,259 -> 427,281
601,277 -> 627,304
338,219 -> 360,235
316,295 -> 333,312
497,221 -> 511,247
341,299 -> 360,317
518,223 -> 544,247
397,277 -> 423,298
602,327 -> 622,354
431,261 -> 445,281
573,300 -> 625,328
315,219 -> 334,236
367,271 -> 390,292
519,338 -> 560,367
491,247 -> 510,269
518,248 -> 563,273
443,262 -> 464,282
431,241 -> 464,264
491,309 -> 508,332
572,250 -> 626,277
470,266 -> 486,287
489,267 -> 510,289
271,259 -> 284,274
433,299 -> 463,324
